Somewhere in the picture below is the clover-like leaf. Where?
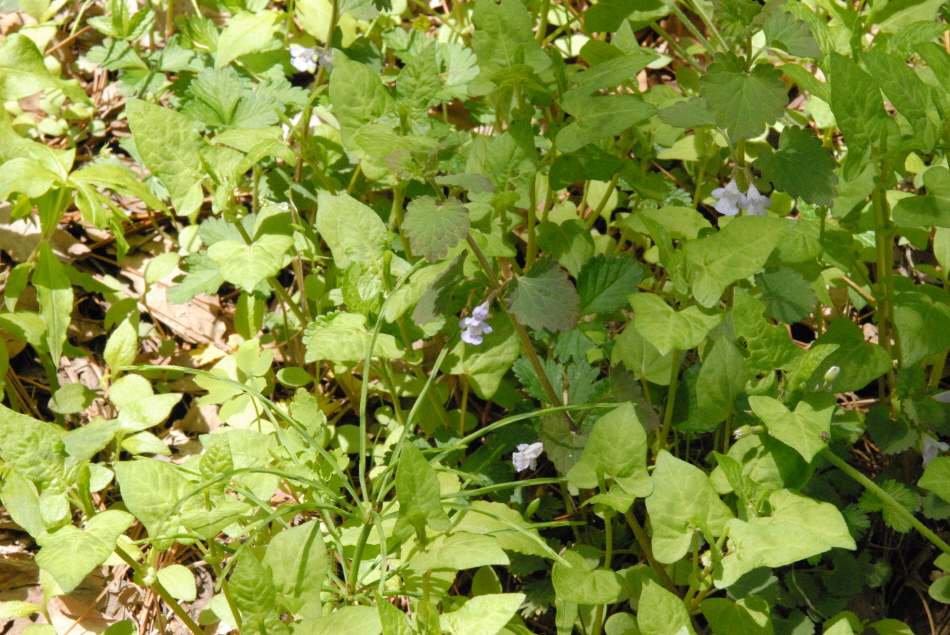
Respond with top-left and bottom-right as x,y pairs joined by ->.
757,126 -> 838,206
506,258 -> 580,333
206,235 -> 293,292
698,53 -> 788,140
403,196 -> 471,263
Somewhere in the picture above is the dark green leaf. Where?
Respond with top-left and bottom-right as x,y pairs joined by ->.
657,97 -> 717,128
862,49 -> 939,152
549,146 -> 623,191
763,9 -> 821,58
507,258 -> 580,333
698,53 -> 787,140
412,252 -> 467,325
828,52 -> 890,179
756,126 -> 838,206
584,0 -> 671,33
394,444 -> 451,540
754,266 -> 817,324
556,91 -> 656,153
537,220 -> 595,277
403,196 -> 471,263
576,254 -> 644,315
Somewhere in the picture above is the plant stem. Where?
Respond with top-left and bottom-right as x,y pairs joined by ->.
820,448 -> 950,556
115,550 -> 205,635
669,3 -> 716,56
623,509 -> 678,593
655,349 -> 681,455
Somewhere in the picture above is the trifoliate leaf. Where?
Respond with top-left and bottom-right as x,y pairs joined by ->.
754,266 -> 818,324
206,235 -> 293,291
576,254 -> 644,315
698,53 -> 788,140
763,9 -> 821,58
859,479 -> 919,533
757,126 -> 838,206
403,196 -> 471,263
412,252 -> 467,325
507,258 -> 580,333
657,97 -> 717,129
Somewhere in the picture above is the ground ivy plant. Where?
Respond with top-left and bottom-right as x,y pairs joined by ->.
2,0 -> 950,633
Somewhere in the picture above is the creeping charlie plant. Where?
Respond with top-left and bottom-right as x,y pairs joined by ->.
3,0 -> 950,634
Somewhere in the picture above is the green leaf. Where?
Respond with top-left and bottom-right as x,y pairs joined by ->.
182,68 -> 279,130
33,244 -> 72,366
576,254 -> 644,315
613,323 -> 676,385
465,120 -> 537,208
0,34 -> 88,103
315,192 -> 390,269
507,258 -> 580,333
717,490 -> 855,588
0,601 -> 41,619
893,290 -> 950,367
807,319 -> 891,394
403,196 -> 471,263
104,316 -> 138,373
411,253 -> 467,325
156,564 -> 197,602
828,52 -> 890,179
126,98 -> 205,216
701,596 -> 773,635
215,10 -> 280,67
329,53 -> 394,150
753,266 -> 817,324
919,457 -> 950,504
630,293 -> 722,356
859,479 -> 919,533
749,393 -> 835,462
394,443 -> 451,540
377,596 -> 412,635
584,0 -> 672,33
763,9 -> 820,58
552,550 -> 624,605
549,146 -> 623,190
114,459 -> 191,549
657,97 -> 718,128
409,532 -> 509,571
537,220 -> 595,277
732,288 -> 802,374
698,53 -> 787,140
451,501 -> 553,559
440,593 -> 526,635
567,403 -> 652,497
637,579 -> 696,635
229,553 -> 289,635
294,607 -> 380,635
686,216 -> 788,308
35,510 -> 134,593
207,235 -> 292,292
0,405 -> 67,489
446,311 -> 520,399
694,337 -> 751,430
863,49 -> 940,152
894,167 -> 950,227
556,92 -> 656,153
756,126 -> 838,206
304,312 -> 403,363
262,521 -> 326,619
646,450 -> 733,564
470,0 -> 550,94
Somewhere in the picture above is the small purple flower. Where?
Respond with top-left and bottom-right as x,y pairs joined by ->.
290,45 -> 318,73
711,179 -> 748,216
460,301 -> 493,345
921,433 -> 948,467
513,442 -> 544,472
745,184 -> 772,216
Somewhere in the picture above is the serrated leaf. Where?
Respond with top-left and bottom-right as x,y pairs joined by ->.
859,479 -> 919,533
630,293 -> 722,356
863,49 -> 940,152
507,259 -> 579,332
403,196 -> 470,263
756,126 -> 838,206
470,0 -> 550,94
749,393 -> 835,462
828,52 -> 890,179
754,266 -> 817,324
576,254 -> 644,315
304,312 -> 403,363
698,53 -> 787,140
536,219 -> 594,277
206,235 -> 292,291
763,9 -> 820,58
732,287 -> 802,373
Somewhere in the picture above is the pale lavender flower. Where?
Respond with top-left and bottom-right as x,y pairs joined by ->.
711,179 -> 748,216
460,301 -> 493,345
513,442 -> 544,472
745,184 -> 772,216
921,433 -> 949,467
290,44 -> 318,73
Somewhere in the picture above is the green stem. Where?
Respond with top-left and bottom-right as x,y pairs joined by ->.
930,349 -> 948,390
656,349 -> 681,455
536,0 -> 550,44
682,0 -> 728,52
669,3 -> 716,55
586,172 -> 621,228
623,509 -> 678,593
115,550 -> 205,635
821,448 -> 950,556
390,183 -> 413,258
346,520 -> 374,597
650,21 -> 701,71
872,160 -> 902,371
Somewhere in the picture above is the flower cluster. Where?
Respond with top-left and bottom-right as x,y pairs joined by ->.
711,179 -> 771,216
460,302 -> 493,345
512,442 -> 544,472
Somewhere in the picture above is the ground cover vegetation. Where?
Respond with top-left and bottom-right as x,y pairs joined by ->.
2,0 -> 950,633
